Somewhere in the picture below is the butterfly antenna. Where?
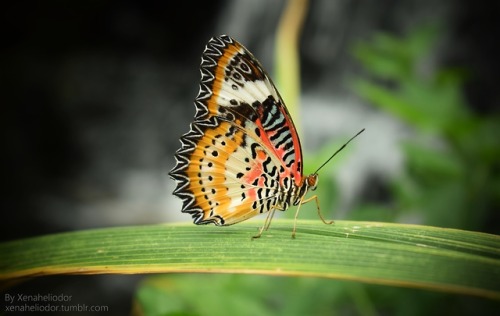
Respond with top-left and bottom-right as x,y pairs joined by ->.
313,128 -> 365,174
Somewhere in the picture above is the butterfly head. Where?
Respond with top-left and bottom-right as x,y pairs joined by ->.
306,173 -> 319,191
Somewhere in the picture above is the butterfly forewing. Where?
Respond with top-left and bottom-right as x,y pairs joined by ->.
170,35 -> 304,225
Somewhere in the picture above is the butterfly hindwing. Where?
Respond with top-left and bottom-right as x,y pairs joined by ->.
170,35 -> 304,225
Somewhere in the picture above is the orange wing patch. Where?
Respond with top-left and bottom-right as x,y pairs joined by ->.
184,120 -> 280,225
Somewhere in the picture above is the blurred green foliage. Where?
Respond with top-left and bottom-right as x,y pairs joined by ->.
134,274 -> 497,316
352,24 -> 500,232
135,25 -> 499,315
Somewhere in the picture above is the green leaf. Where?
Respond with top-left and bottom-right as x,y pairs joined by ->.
401,141 -> 463,179
352,80 -> 430,127
352,33 -> 412,81
0,221 -> 498,300
351,25 -> 439,82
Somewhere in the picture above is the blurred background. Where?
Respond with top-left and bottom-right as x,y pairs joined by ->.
2,0 -> 499,315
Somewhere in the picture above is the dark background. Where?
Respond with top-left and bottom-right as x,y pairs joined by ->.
2,0 -> 498,315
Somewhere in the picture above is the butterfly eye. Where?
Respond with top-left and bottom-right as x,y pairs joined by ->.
307,174 -> 318,191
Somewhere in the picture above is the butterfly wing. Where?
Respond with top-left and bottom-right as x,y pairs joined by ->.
170,35 -> 303,225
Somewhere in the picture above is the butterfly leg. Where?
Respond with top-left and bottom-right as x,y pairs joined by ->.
306,195 -> 335,225
252,206 -> 278,239
292,194 -> 334,238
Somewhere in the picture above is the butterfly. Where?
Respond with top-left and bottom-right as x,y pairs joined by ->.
169,35 -> 363,238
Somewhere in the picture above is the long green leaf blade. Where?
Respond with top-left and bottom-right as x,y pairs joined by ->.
0,220 -> 498,299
